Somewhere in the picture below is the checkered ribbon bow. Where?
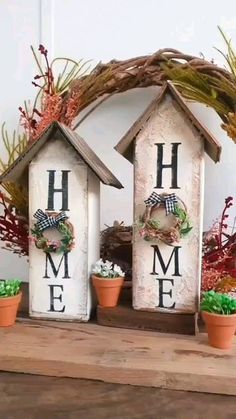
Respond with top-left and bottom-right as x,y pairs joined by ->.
144,192 -> 178,215
33,209 -> 68,231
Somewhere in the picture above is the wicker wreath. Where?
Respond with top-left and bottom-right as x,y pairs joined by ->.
30,211 -> 75,254
138,193 -> 192,246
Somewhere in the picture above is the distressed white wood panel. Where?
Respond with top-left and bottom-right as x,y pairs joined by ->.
29,136 -> 90,320
86,169 -> 100,317
133,94 -> 204,313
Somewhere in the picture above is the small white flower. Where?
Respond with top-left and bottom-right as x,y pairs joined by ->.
113,264 -> 125,277
105,260 -> 113,270
92,259 -> 125,279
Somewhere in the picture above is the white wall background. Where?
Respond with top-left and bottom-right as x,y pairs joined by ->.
0,0 -> 236,280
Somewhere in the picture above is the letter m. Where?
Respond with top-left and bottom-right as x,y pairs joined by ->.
44,253 -> 70,279
151,245 -> 181,277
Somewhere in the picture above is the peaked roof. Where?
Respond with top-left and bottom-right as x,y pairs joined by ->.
115,81 -> 222,163
0,122 -> 123,189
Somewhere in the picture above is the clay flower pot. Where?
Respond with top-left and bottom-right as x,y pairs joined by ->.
0,292 -> 22,327
92,275 -> 124,307
202,310 -> 236,349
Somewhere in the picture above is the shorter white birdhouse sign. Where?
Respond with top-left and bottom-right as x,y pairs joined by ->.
115,82 -> 221,316
0,122 -> 122,321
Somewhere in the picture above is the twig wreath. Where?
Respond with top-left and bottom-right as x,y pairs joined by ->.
138,192 -> 192,245
30,209 -> 74,253
1,28 -> 236,256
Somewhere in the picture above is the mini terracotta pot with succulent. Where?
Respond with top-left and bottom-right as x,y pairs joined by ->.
0,279 -> 22,327
201,291 -> 236,349
92,259 -> 125,308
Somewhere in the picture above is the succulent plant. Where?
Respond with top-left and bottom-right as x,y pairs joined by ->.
201,290 -> 236,315
0,279 -> 21,298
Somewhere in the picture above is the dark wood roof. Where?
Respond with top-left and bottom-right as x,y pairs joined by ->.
0,122 -> 123,189
115,81 -> 222,163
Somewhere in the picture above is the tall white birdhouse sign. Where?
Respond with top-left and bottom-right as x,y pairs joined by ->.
115,82 -> 221,317
0,122 -> 122,321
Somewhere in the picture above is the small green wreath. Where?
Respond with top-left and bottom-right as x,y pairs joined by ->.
137,193 -> 192,246
30,213 -> 74,254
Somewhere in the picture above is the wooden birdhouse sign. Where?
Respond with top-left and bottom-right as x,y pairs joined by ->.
0,122 -> 122,321
115,82 -> 221,321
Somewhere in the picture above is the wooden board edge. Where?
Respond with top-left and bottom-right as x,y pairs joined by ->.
0,356 -> 236,396
97,305 -> 196,335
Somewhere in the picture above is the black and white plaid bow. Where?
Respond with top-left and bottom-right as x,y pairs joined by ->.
144,192 -> 178,215
34,209 -> 68,231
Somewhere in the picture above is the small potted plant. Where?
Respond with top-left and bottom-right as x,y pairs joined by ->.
201,290 -> 236,349
0,279 -> 22,327
92,259 -> 125,307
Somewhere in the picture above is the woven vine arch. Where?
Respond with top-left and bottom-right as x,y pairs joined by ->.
61,47 -> 236,142
1,31 -> 236,256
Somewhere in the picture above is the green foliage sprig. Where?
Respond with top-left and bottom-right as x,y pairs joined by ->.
162,27 -> 236,121
0,279 -> 21,298
173,205 -> 193,236
200,290 -> 236,315
0,123 -> 28,175
137,217 -> 160,231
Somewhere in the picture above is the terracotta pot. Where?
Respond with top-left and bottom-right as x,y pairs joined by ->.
202,310 -> 236,349
92,275 -> 124,307
0,292 -> 22,327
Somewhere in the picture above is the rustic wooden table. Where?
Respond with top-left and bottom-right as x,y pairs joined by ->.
0,318 -> 235,396
0,372 -> 236,419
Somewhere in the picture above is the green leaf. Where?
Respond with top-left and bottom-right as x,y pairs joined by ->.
181,226 -> 193,235
173,205 -> 187,222
211,87 -> 217,99
148,218 -> 160,229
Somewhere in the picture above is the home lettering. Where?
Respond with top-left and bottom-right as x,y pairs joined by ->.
155,142 -> 181,189
151,244 -> 181,309
48,285 -> 65,312
151,245 -> 181,276
158,278 -> 175,309
44,169 -> 71,313
47,169 -> 70,211
44,253 -> 70,279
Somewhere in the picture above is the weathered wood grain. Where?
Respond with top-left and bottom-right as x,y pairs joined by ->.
97,287 -> 196,334
1,372 -> 236,419
0,319 -> 235,395
97,304 -> 196,334
18,282 -> 29,314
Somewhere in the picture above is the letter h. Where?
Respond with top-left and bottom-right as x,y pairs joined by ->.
47,170 -> 70,211
155,143 -> 181,189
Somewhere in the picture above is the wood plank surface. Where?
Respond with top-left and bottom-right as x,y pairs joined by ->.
1,372 -> 236,419
97,303 -> 196,335
0,319 -> 235,395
